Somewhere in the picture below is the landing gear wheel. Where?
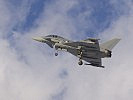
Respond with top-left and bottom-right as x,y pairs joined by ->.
55,53 -> 58,56
78,60 -> 83,65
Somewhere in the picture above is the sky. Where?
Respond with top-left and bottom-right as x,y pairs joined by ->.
0,0 -> 133,100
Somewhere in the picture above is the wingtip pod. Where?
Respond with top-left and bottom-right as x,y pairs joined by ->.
84,63 -> 105,68
100,38 -> 121,51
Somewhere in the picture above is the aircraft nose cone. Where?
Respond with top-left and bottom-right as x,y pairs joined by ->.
32,37 -> 44,42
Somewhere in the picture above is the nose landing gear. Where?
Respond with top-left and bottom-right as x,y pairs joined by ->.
55,52 -> 58,56
54,49 -> 58,56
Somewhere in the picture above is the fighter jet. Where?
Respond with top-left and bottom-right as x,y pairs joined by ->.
33,35 -> 121,68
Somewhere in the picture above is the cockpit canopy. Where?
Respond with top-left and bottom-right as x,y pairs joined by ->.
45,35 -> 59,38
42,35 -> 71,43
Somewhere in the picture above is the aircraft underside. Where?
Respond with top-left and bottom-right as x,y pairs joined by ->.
32,35 -> 121,68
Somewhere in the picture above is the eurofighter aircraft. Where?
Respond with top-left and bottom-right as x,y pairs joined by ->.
33,35 -> 120,68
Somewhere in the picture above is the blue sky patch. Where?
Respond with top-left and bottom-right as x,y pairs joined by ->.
21,0 -> 45,32
6,0 -> 22,7
67,0 -> 120,37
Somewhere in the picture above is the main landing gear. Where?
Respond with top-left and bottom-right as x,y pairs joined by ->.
78,59 -> 83,65
77,48 -> 83,65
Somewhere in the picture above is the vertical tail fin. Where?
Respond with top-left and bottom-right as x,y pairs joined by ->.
100,38 -> 121,51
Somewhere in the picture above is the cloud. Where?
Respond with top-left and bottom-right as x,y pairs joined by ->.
0,0 -> 35,37
97,1 -> 133,100
0,0 -> 133,100
0,0 -> 12,36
